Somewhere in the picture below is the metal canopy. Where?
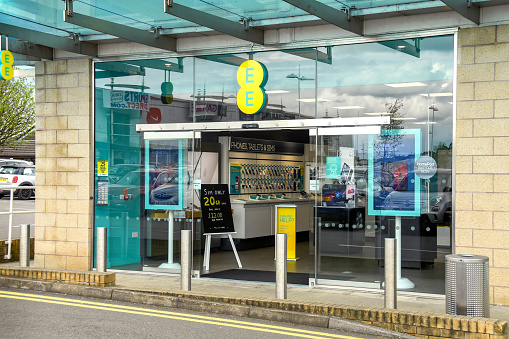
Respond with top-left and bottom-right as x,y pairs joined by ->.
63,12 -> 177,52
163,1 -> 264,45
1,37 -> 53,60
0,23 -> 97,57
282,0 -> 364,36
441,0 -> 480,24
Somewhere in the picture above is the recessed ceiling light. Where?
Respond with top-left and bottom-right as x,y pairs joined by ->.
384,82 -> 427,88
165,63 -> 172,67
296,98 -> 331,102
419,93 -> 453,97
265,90 -> 290,94
397,46 -> 406,49
333,106 -> 365,109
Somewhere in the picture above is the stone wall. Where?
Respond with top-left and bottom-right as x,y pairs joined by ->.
456,24 -> 509,305
34,59 -> 93,271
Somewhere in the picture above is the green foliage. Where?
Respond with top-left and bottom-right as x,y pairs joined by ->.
0,76 -> 35,151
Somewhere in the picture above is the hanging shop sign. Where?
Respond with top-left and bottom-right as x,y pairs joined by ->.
414,156 -> 437,179
368,129 -> 421,217
229,137 -> 304,155
236,60 -> 268,115
161,81 -> 174,104
200,184 -> 235,234
103,89 -> 149,110
0,50 -> 14,80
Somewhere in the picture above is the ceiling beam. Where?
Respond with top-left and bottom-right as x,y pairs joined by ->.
163,1 -> 264,45
282,0 -> 363,36
0,23 -> 97,57
440,0 -> 480,24
63,12 -> 177,52
1,37 -> 53,60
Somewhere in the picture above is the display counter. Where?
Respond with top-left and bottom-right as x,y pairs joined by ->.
230,195 -> 312,239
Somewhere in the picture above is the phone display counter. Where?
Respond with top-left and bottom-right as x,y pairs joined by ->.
230,196 -> 311,240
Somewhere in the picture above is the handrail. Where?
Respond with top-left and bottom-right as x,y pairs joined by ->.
1,186 -> 36,260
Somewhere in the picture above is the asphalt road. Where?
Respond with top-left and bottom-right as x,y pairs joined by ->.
0,197 -> 35,240
0,288 -> 381,339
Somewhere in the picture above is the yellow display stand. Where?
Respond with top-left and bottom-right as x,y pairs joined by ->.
275,204 -> 299,261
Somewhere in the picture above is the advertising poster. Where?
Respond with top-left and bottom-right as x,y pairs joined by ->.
368,129 -> 421,217
326,157 -> 341,179
201,184 -> 235,234
144,139 -> 184,210
276,205 -> 298,260
229,163 -> 241,194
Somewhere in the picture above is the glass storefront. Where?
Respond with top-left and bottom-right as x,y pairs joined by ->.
94,34 -> 454,294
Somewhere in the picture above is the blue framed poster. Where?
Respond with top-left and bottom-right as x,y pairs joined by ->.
145,139 -> 184,210
368,129 -> 421,217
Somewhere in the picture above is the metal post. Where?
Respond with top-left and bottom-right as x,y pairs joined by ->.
181,230 -> 192,291
276,233 -> 287,299
19,224 -> 30,267
97,227 -> 107,272
5,189 -> 14,259
385,238 -> 397,309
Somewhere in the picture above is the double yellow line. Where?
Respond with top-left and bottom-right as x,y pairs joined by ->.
0,290 -> 360,339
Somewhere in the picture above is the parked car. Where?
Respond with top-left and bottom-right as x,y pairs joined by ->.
0,158 -> 32,167
0,164 -> 35,200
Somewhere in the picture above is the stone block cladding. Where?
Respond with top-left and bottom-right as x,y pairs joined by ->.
457,24 -> 509,306
34,59 -> 93,271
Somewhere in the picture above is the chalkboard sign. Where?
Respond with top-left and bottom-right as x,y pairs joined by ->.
200,184 -> 235,234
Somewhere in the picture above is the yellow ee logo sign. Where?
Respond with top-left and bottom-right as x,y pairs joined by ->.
0,50 -> 14,81
236,60 -> 267,115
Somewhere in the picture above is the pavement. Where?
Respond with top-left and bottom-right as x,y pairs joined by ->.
1,261 -> 508,338
112,269 -> 509,323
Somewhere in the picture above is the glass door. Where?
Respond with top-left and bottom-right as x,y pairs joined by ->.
141,131 -> 201,274
311,127 -> 383,289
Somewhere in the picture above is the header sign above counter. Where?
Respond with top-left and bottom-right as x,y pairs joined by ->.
230,137 -> 304,155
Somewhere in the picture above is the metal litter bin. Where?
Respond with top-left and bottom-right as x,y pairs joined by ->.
445,254 -> 489,317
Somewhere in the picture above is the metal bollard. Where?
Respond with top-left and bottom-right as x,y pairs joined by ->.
19,224 -> 30,267
384,238 -> 397,309
276,233 -> 287,299
181,230 -> 192,291
97,227 -> 107,272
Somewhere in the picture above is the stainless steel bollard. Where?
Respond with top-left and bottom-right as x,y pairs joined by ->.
97,227 -> 107,272
19,224 -> 30,267
384,238 -> 397,309
181,230 -> 192,291
276,233 -> 287,299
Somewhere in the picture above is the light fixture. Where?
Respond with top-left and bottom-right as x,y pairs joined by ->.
296,98 -> 331,103
420,93 -> 453,97
165,63 -> 172,67
333,105 -> 364,109
397,46 -> 406,49
384,82 -> 427,88
309,126 -> 381,136
265,90 -> 290,94
392,117 -> 417,120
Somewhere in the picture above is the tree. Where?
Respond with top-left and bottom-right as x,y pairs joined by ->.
0,76 -> 35,151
